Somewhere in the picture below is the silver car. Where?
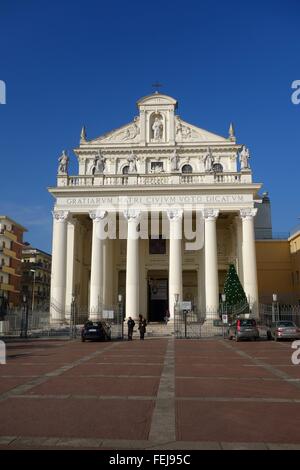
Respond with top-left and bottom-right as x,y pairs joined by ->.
267,321 -> 300,341
228,318 -> 259,341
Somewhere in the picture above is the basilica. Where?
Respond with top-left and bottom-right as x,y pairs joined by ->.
49,93 -> 264,324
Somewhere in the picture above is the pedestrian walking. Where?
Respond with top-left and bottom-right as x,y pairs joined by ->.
127,317 -> 135,340
138,314 -> 147,340
164,309 -> 170,324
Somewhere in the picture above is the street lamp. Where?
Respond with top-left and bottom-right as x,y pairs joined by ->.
30,269 -> 36,311
221,293 -> 228,337
20,294 -> 29,338
272,293 -> 279,323
118,294 -> 123,339
70,294 -> 76,339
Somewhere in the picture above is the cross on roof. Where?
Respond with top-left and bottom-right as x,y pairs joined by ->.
152,82 -> 163,93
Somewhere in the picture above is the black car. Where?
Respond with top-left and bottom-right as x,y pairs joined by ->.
81,321 -> 111,342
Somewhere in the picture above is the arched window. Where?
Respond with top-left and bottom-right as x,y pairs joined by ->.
212,163 -> 223,173
122,165 -> 129,175
182,164 -> 193,174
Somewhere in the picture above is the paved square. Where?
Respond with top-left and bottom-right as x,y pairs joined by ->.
0,336 -> 300,449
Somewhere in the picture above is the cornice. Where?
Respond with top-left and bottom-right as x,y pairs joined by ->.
73,145 -> 241,158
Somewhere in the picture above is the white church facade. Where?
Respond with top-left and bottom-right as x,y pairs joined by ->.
49,93 -> 262,324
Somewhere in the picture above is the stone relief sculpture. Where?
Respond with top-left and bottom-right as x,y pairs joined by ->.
176,118 -> 195,141
239,145 -> 250,170
127,151 -> 139,173
57,150 -> 69,174
170,149 -> 179,171
97,118 -> 140,143
122,117 -> 140,142
204,148 -> 214,172
152,116 -> 163,141
90,150 -> 106,175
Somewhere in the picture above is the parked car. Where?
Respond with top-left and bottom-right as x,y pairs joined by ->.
267,321 -> 300,341
81,321 -> 111,342
228,318 -> 259,341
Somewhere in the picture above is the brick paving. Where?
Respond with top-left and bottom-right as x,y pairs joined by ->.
0,336 -> 300,449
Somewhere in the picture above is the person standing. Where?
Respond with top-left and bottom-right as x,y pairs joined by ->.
164,309 -> 170,324
127,317 -> 135,341
138,314 -> 147,340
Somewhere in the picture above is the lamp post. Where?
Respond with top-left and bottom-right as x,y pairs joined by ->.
174,293 -> 180,337
272,293 -> 278,323
30,269 -> 36,311
20,294 -> 29,338
70,294 -> 76,339
118,294 -> 123,340
221,293 -> 227,337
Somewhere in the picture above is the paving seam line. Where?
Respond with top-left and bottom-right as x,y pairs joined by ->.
0,342 -> 120,403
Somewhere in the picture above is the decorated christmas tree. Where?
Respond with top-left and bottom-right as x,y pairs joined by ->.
223,264 -> 247,308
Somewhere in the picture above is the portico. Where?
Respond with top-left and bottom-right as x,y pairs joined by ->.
49,93 -> 262,326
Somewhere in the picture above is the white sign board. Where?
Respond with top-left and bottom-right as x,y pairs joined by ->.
180,301 -> 192,311
222,314 -> 228,324
102,310 -> 114,319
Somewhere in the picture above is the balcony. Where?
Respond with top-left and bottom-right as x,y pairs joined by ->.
2,247 -> 17,258
57,171 -> 252,188
0,282 -> 15,292
0,265 -> 15,275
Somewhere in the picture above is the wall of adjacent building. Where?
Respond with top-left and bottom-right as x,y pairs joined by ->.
256,240 -> 294,304
290,231 -> 300,303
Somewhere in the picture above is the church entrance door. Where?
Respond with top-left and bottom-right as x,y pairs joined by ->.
148,277 -> 168,322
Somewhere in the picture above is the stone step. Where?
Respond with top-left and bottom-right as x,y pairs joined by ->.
128,322 -> 174,338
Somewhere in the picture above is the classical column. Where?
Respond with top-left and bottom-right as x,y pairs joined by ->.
89,210 -> 107,320
50,210 -> 69,323
235,215 -> 244,285
167,209 -> 183,319
197,245 -> 205,315
204,208 -> 219,320
65,217 -> 78,322
103,237 -> 113,307
240,208 -> 259,317
124,209 -> 140,320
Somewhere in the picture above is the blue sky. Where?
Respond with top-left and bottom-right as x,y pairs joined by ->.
0,0 -> 299,252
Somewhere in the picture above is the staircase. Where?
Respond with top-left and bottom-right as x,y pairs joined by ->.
130,322 -> 174,339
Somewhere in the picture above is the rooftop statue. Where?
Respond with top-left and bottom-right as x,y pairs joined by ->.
90,150 -> 106,175
239,145 -> 250,170
127,151 -> 139,173
170,149 -> 179,171
57,150 -> 69,174
204,148 -> 214,172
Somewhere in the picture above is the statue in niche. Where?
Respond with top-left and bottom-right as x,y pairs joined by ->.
152,116 -> 163,141
170,149 -> 179,171
204,148 -> 214,172
127,151 -> 139,173
57,150 -> 69,174
90,150 -> 106,175
239,145 -> 250,170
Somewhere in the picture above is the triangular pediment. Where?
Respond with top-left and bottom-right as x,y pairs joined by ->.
86,115 -> 228,146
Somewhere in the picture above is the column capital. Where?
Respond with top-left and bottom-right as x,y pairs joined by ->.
240,208 -> 257,220
203,208 -> 219,220
89,210 -> 107,221
123,208 -> 141,221
167,208 -> 183,221
68,215 -> 79,227
52,210 -> 69,222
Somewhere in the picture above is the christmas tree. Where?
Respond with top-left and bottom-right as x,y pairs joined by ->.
223,264 -> 247,308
